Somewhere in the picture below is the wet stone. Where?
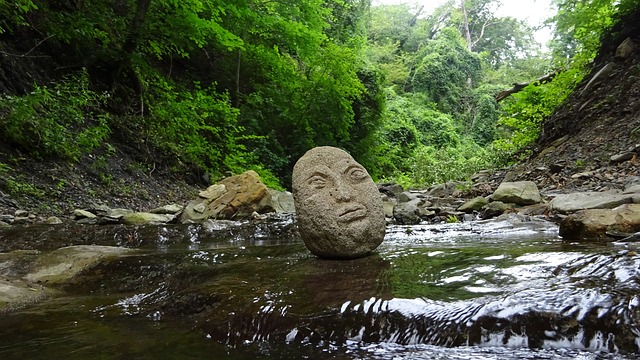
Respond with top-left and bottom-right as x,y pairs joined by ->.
292,146 -> 385,259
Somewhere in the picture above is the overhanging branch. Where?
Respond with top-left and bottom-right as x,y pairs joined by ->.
495,70 -> 561,102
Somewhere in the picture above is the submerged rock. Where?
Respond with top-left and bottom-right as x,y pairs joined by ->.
24,245 -> 137,285
0,277 -> 52,311
292,147 -> 385,259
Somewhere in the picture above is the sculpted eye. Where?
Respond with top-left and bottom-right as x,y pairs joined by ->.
307,175 -> 327,189
347,166 -> 367,181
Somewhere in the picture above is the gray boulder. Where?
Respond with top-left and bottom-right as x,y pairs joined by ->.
491,181 -> 541,205
268,189 -> 295,213
482,201 -> 513,219
393,198 -> 422,225
549,191 -> 632,214
292,147 -> 385,259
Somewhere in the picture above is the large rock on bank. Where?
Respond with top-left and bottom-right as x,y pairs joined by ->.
181,171 -> 276,222
549,191 -> 633,214
491,181 -> 541,205
292,147 -> 385,259
559,203 -> 640,240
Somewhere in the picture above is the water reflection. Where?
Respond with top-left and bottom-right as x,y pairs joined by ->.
0,217 -> 639,359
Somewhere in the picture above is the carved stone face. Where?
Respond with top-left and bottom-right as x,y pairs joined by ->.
292,147 -> 385,259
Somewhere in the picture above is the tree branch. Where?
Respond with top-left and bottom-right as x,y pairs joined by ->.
495,70 -> 561,102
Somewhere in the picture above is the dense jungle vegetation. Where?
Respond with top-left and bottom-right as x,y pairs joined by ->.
0,0 -> 639,190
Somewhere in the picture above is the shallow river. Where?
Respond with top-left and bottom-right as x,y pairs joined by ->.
0,215 -> 638,359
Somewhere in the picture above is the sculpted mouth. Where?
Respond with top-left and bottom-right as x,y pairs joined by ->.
338,204 -> 367,223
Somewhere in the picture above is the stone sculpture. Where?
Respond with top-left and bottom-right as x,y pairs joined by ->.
292,146 -> 385,259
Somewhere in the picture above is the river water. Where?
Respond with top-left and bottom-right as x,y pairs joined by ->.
0,215 -> 638,359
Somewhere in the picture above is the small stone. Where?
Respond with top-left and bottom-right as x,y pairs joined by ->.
482,201 -> 513,219
193,203 -> 206,214
73,209 -> 97,219
398,191 -> 418,203
615,37 -> 636,60
149,204 -> 184,214
12,217 -> 31,225
457,197 -> 489,213
46,216 -> 63,224
610,152 -> 635,163
14,209 -> 28,217
122,212 -> 175,225
106,208 -> 134,219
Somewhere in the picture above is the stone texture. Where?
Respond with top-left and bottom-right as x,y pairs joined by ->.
481,201 -> 513,219
0,277 -> 51,311
491,181 -> 541,205
615,37 -> 636,60
292,147 -> 385,259
457,197 -> 489,213
268,189 -> 295,213
181,171 -> 275,222
559,204 -> 640,240
24,245 -> 136,284
45,216 -> 63,224
549,192 -> 633,214
122,212 -> 176,225
149,204 -> 184,214
199,184 -> 227,200
393,198 -> 422,225
73,209 -> 97,219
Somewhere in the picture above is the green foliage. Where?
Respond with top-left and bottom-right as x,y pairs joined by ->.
550,0 -> 617,60
146,78 -> 243,175
0,0 -> 37,34
401,139 -> 495,188
410,27 -> 482,113
493,63 -> 585,158
0,70 -> 110,161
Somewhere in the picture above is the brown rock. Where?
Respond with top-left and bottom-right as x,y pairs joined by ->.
559,203 -> 640,240
181,171 -> 275,222
292,147 -> 385,259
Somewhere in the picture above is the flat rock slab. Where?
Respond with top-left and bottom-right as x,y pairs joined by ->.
549,192 -> 633,214
24,245 -> 137,285
0,277 -> 52,311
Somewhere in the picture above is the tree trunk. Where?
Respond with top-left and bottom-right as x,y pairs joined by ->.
110,0 -> 152,90
461,0 -> 472,51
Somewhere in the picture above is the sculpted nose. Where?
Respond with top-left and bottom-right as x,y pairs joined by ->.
332,181 -> 353,202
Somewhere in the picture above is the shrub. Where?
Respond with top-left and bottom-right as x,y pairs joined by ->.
0,69 -> 110,161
